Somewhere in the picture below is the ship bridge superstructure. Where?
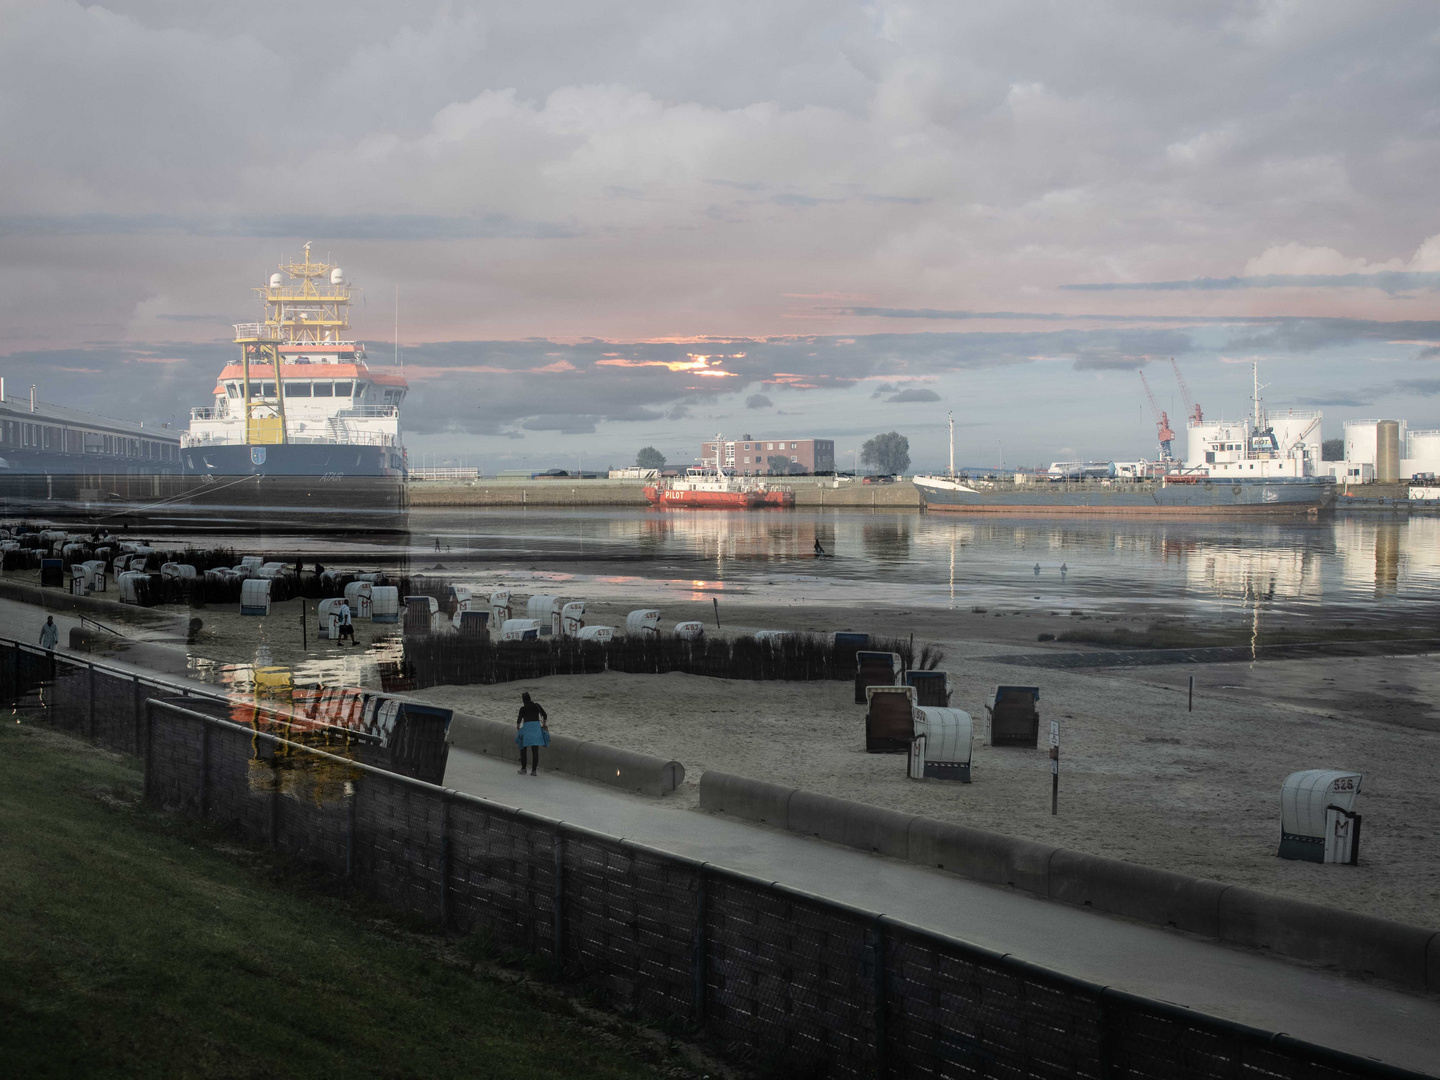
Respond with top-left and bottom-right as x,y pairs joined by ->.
185,244 -> 407,452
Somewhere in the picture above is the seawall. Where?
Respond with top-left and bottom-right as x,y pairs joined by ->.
698,770 -> 1440,992
408,477 -> 922,508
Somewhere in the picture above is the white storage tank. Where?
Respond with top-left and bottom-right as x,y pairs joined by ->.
70,565 -> 88,595
240,577 -> 272,616
371,586 -> 401,623
344,581 -> 373,618
754,630 -> 791,644
449,584 -> 473,613
576,625 -> 614,643
489,589 -> 512,624
1279,769 -> 1362,864
82,560 -> 107,592
674,621 -> 705,641
625,609 -> 661,636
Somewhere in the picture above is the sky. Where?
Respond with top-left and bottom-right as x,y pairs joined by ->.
3,0 -> 1440,472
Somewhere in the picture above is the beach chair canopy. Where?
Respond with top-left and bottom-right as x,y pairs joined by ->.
1281,770 -> 1362,840
905,669 -> 953,707
626,609 -> 661,634
987,685 -> 1040,747
914,707 -> 973,765
865,684 -> 917,752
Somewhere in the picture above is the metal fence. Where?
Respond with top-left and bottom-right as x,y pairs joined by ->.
2,637 -> 1429,1080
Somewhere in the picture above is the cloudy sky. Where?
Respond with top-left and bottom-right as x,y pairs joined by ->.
4,1 -> 1440,471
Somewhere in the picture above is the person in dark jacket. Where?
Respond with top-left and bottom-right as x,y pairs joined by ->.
514,691 -> 549,775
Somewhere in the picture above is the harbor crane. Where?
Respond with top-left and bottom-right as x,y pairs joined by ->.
1138,369 -> 1175,460
1171,357 -> 1201,423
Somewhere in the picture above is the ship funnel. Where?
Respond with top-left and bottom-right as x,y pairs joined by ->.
330,267 -> 343,285
269,273 -> 284,289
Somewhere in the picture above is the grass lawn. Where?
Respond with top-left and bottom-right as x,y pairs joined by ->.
0,722 -> 699,1080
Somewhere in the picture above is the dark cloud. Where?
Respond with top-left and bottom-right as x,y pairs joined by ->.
837,307 -> 1293,325
745,394 -> 773,408
1295,394 -> 1373,407
887,388 -> 941,403
1063,273 -> 1440,296
1222,319 -> 1440,353
0,213 -> 578,241
871,382 -> 897,398
1392,379 -> 1440,397
520,414 -> 600,434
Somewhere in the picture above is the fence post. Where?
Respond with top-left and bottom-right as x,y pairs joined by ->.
267,740 -> 279,848
142,698 -> 154,804
438,790 -> 451,928
345,781 -> 357,880
199,722 -> 209,819
1096,988 -> 1114,1079
87,663 -> 96,740
692,866 -> 708,1026
132,675 -> 142,756
552,831 -> 565,967
871,917 -> 888,1080
8,645 -> 17,708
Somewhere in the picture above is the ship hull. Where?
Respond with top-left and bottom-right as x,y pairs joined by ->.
914,475 -> 1336,516
644,486 -> 763,508
170,443 -> 408,533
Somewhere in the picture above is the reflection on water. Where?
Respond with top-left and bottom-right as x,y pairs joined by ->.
409,508 -> 1440,619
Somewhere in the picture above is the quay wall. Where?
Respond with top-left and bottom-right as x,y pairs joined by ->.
407,476 -> 922,508
698,770 -> 1440,993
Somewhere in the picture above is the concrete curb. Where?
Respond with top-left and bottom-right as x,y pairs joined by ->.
447,711 -> 684,797
699,770 -> 1440,991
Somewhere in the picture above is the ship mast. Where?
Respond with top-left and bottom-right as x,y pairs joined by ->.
948,410 -> 954,477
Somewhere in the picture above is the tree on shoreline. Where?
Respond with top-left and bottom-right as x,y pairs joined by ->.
635,446 -> 666,470
861,431 -> 910,475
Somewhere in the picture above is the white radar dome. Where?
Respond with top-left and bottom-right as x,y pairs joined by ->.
330,268 -> 344,285
269,273 -> 284,288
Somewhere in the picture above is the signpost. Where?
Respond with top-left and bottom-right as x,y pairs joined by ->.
1049,719 -> 1060,815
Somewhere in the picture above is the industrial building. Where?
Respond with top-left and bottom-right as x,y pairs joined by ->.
1336,419 -> 1440,482
702,435 -> 835,475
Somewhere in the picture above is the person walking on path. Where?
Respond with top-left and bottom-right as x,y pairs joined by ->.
336,600 -> 355,646
1033,562 -> 1041,577
514,691 -> 549,775
1060,562 -> 1068,581
38,616 -> 58,651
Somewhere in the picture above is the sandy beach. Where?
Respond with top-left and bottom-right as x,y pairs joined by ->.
21,565 -> 1440,929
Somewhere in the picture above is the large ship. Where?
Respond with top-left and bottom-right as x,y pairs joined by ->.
644,434 -> 794,508
915,372 -> 1336,517
179,246 -> 408,532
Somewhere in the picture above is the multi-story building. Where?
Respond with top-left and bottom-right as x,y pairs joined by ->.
702,435 -> 835,475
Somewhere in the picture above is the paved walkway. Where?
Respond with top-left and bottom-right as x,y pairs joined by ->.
444,749 -> 1440,1075
5,594 -> 1437,1074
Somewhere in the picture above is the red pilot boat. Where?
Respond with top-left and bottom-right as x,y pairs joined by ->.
644,433 -> 792,508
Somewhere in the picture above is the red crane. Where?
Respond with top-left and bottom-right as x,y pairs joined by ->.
1138,370 -> 1175,460
1171,357 -> 1201,423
